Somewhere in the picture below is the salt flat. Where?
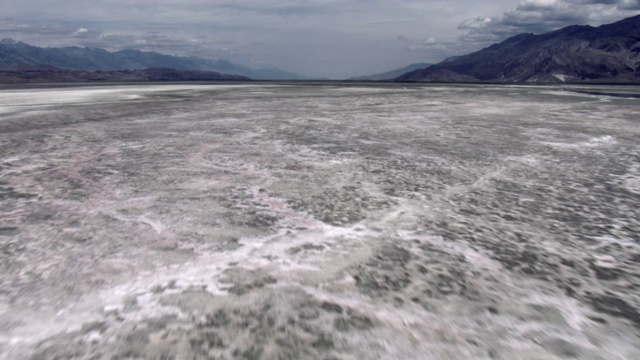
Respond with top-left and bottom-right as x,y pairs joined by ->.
0,83 -> 639,359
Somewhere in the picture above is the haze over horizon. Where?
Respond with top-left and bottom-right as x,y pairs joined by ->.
3,0 -> 640,79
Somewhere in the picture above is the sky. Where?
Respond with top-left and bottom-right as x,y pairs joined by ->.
2,0 -> 640,79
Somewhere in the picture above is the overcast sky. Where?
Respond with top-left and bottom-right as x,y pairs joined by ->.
2,0 -> 640,78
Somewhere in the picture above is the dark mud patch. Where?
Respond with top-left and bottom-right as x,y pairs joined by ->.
288,188 -> 395,226
288,242 -> 326,255
587,292 -> 640,328
353,244 -> 412,296
221,268 -> 278,296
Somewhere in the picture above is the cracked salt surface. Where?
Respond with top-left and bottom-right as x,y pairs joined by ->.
1,83 -> 639,359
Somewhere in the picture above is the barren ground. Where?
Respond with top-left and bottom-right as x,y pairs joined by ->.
1,83 -> 639,359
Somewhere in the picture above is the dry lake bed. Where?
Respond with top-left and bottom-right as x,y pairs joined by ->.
0,83 -> 639,359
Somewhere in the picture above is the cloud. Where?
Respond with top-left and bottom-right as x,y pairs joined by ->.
619,0 -> 640,9
423,37 -> 438,45
458,17 -> 494,30
71,27 -> 102,39
0,19 -> 71,38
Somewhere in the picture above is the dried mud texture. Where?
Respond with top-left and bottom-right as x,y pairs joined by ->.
1,83 -> 640,359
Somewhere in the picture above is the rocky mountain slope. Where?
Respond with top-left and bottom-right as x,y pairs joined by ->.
0,39 -> 305,80
348,62 -> 432,81
397,14 -> 640,83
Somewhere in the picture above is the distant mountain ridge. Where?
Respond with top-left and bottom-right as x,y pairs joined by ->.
0,39 -> 306,80
348,63 -> 432,81
0,67 -> 250,84
397,14 -> 640,83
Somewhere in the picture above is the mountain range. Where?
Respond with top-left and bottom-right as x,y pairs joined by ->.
348,63 -> 432,81
397,14 -> 640,83
0,67 -> 250,84
0,39 -> 305,80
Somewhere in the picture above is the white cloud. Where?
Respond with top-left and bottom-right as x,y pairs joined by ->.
423,37 -> 438,45
619,0 -> 640,9
458,17 -> 494,31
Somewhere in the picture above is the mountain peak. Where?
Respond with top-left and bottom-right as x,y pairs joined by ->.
1,38 -> 20,46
